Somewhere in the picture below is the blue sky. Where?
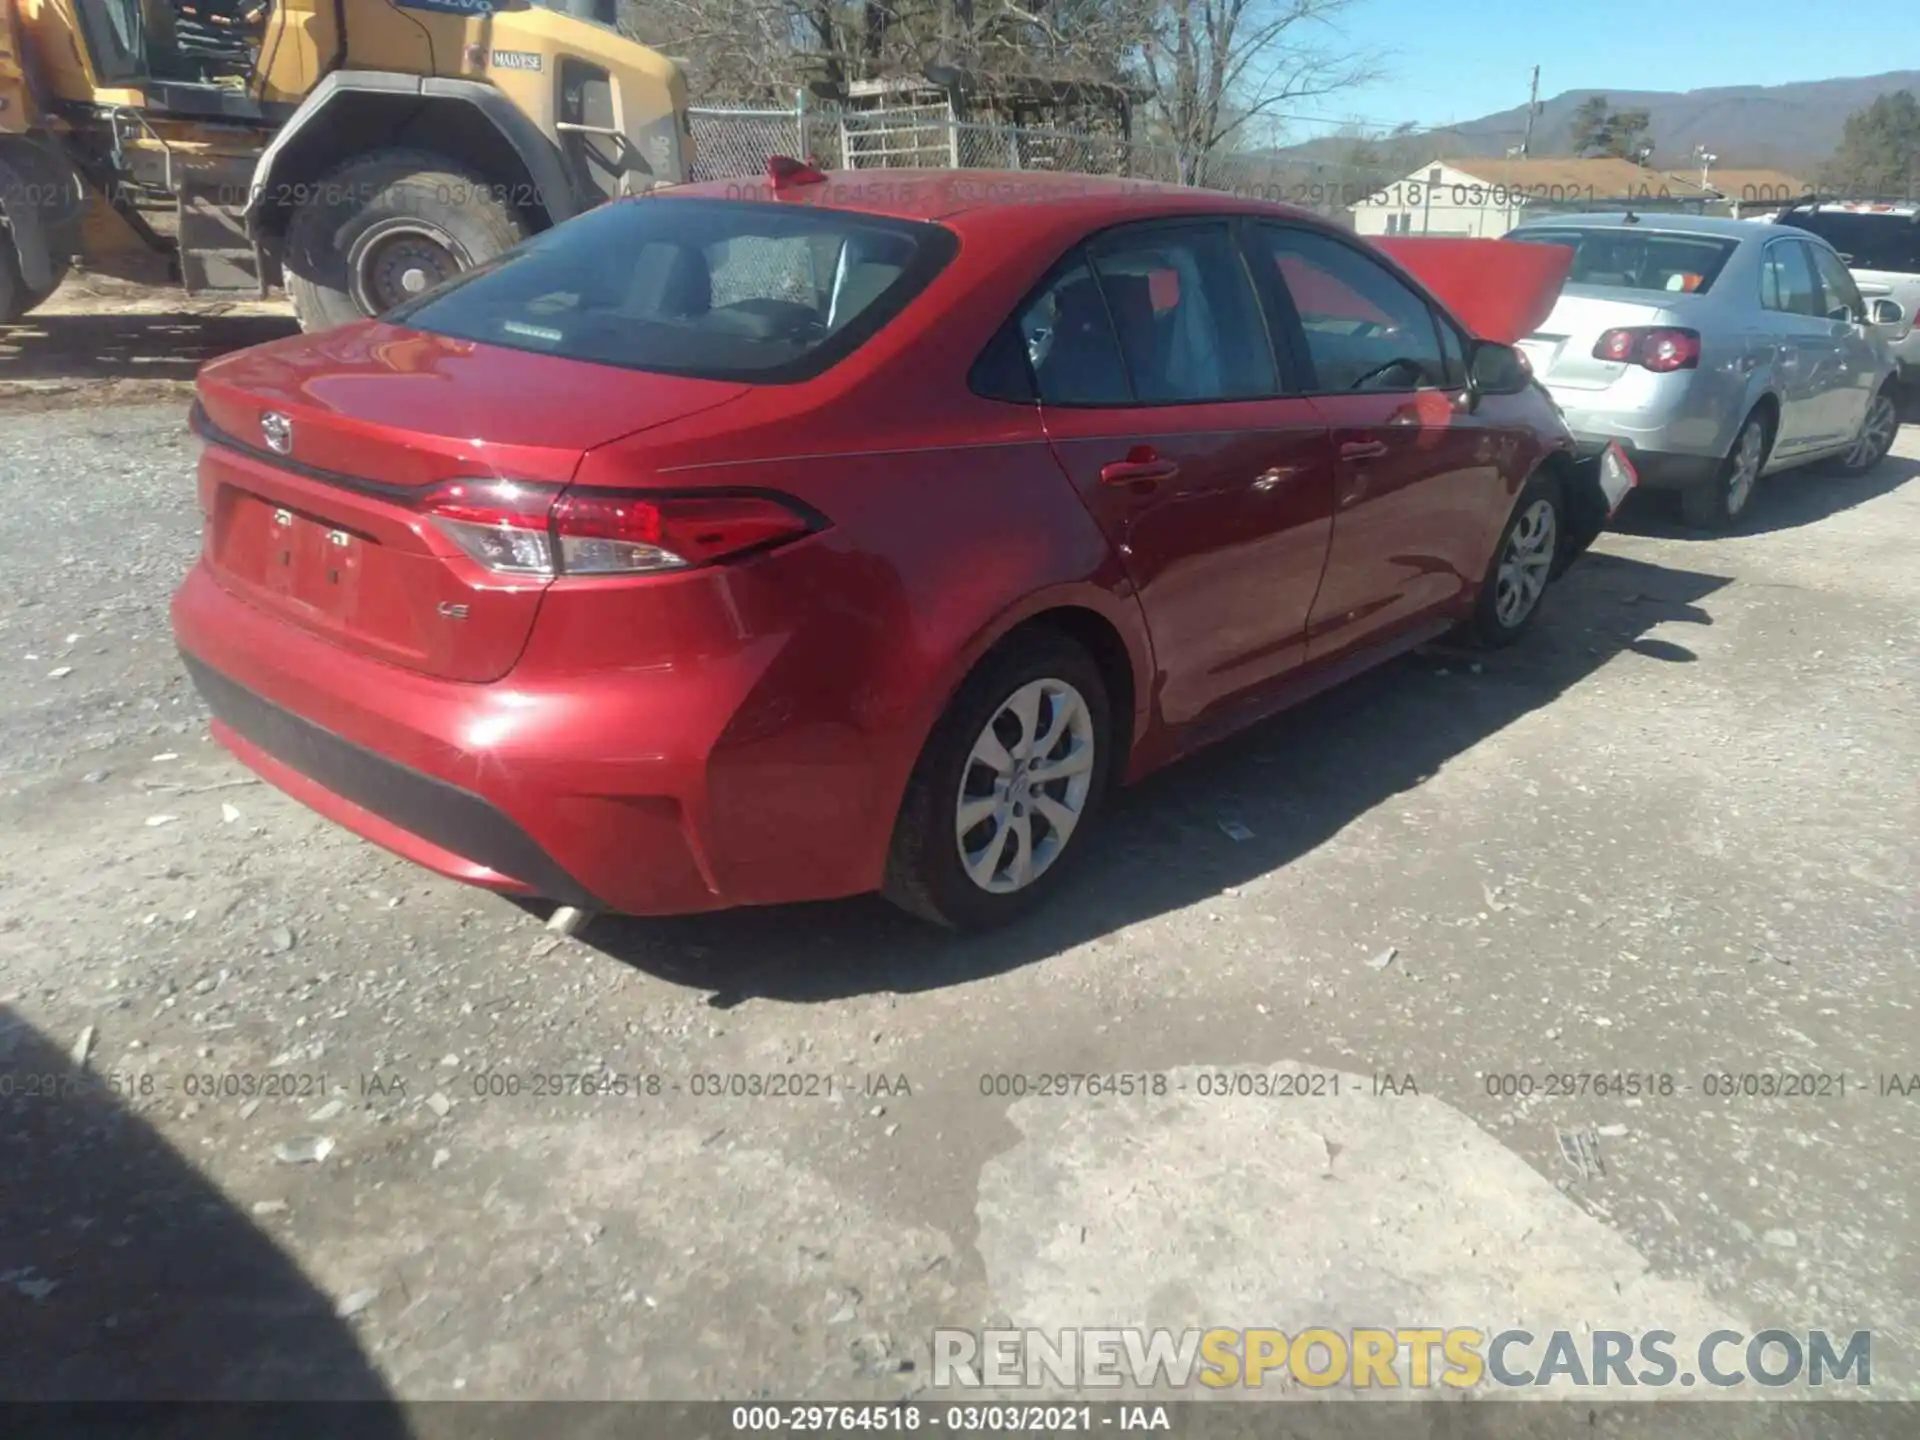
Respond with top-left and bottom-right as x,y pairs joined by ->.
1281,0 -> 1920,135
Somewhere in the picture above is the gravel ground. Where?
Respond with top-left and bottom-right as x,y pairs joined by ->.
1,395 -> 1916,1406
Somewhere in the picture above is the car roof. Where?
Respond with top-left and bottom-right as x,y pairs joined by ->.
660,167 -> 1323,226
1511,211 -> 1769,240
1779,200 -> 1920,219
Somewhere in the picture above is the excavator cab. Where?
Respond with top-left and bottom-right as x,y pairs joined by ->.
68,0 -> 267,113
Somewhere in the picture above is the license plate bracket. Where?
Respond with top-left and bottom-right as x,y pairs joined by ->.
266,507 -> 365,619
1597,439 -> 1638,514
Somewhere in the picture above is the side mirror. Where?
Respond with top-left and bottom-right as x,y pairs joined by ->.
1468,339 -> 1530,397
1870,297 -> 1906,327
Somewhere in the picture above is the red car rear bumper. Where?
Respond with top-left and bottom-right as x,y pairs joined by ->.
172,561 -> 897,915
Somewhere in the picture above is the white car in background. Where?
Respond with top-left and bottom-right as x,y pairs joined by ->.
1757,199 -> 1920,386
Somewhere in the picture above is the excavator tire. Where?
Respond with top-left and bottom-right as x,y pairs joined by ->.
282,147 -> 528,331
0,229 -> 68,325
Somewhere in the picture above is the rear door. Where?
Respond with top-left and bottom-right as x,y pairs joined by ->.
1757,237 -> 1845,455
1249,222 -> 1500,661
1025,221 -> 1337,729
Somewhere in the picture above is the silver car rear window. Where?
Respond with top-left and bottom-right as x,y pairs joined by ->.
1507,229 -> 1739,295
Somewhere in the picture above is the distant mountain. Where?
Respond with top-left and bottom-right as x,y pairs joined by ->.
1278,71 -> 1920,172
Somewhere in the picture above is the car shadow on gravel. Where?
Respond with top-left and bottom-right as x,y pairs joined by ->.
0,311 -> 300,383
0,1008 -> 406,1426
582,550 -> 1730,1004
1610,453 -> 1918,538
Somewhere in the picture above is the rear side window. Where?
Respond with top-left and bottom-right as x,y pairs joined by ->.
980,222 -> 1277,408
387,198 -> 957,382
1776,212 -> 1920,274
1083,223 -> 1277,402
1509,228 -> 1738,295
1012,257 -> 1132,406
1808,243 -> 1867,321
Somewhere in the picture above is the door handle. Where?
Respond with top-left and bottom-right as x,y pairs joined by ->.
1099,448 -> 1181,486
1339,440 -> 1389,461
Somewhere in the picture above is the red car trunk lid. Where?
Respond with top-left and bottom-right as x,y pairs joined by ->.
1371,236 -> 1576,343
193,322 -> 749,683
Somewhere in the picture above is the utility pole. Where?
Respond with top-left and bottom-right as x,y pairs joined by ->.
1520,65 -> 1540,156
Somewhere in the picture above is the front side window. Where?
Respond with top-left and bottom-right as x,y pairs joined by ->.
1436,316 -> 1469,389
1760,239 -> 1826,318
386,198 -> 956,382
1256,225 -> 1447,392
1808,243 -> 1867,321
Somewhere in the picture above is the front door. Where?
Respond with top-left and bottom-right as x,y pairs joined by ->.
1020,222 -> 1338,730
1759,237 -> 1849,456
1249,222 -> 1503,661
1806,240 -> 1883,443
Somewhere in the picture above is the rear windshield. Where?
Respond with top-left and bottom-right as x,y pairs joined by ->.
1507,228 -> 1739,295
387,198 -> 957,382
1773,212 -> 1920,275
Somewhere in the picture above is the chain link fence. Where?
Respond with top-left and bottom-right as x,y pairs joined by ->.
685,102 -> 1379,225
687,107 -> 810,184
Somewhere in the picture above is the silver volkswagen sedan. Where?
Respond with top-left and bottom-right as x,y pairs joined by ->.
1503,212 -> 1904,528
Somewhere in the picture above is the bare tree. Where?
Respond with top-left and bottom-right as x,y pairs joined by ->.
1133,0 -> 1376,183
627,0 -> 1379,183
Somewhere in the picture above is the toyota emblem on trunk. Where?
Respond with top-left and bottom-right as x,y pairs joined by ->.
261,411 -> 294,455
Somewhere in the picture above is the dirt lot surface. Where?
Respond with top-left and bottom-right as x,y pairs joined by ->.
1,312 -> 1917,1408
0,275 -> 297,410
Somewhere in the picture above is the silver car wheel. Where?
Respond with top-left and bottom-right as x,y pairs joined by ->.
1726,420 -> 1765,515
956,678 -> 1096,894
1494,498 -> 1556,629
1844,394 -> 1899,471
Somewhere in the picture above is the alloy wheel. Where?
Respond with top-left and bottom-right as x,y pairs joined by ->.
1494,498 -> 1557,629
1726,420 -> 1765,515
1844,394 -> 1899,472
955,678 -> 1096,894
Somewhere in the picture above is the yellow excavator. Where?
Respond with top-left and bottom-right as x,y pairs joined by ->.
0,0 -> 691,327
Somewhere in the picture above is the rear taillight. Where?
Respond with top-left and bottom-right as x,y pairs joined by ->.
549,491 -> 814,573
1593,327 -> 1701,372
424,480 -> 559,573
419,481 -> 819,576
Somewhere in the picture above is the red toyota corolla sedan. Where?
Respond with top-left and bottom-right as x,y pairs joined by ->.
171,164 -> 1631,931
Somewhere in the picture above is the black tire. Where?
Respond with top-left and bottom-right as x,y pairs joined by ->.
281,149 -> 528,331
1823,386 -> 1900,477
0,234 -> 50,324
1680,408 -> 1771,531
0,235 -> 22,325
0,243 -> 60,325
1463,466 -> 1564,649
883,629 -> 1114,932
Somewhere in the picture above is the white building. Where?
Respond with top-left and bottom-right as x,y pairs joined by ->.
1352,157 -> 1720,238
